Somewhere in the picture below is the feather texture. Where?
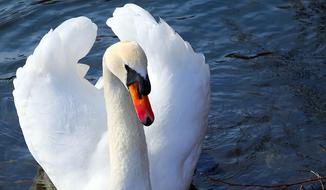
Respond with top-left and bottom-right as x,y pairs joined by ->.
13,4 -> 210,190
13,17 -> 109,190
108,4 -> 210,189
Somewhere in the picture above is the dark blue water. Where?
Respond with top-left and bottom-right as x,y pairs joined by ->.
1,0 -> 325,189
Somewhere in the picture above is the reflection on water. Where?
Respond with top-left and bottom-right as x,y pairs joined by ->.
0,0 -> 325,190
29,168 -> 55,190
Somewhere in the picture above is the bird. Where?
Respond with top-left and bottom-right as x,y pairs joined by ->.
13,3 -> 210,190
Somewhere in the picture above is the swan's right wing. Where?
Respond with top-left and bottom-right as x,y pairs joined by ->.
13,17 -> 109,190
108,4 -> 210,190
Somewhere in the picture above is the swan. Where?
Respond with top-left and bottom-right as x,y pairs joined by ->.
13,3 -> 210,190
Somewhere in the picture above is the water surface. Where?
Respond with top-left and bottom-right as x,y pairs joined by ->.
0,0 -> 325,189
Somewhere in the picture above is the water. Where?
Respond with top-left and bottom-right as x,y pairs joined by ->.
0,0 -> 325,189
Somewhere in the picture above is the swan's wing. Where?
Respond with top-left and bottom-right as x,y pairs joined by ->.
108,4 -> 210,190
13,17 -> 109,190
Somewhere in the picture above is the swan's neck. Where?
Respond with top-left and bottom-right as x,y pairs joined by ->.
103,65 -> 151,190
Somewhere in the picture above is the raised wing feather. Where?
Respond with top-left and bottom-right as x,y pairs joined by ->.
108,4 -> 210,189
14,5 -> 209,190
13,17 -> 109,190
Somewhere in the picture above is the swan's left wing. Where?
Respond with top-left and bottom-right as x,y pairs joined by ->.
13,17 -> 109,190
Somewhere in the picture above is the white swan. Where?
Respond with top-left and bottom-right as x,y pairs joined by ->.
13,4 -> 210,190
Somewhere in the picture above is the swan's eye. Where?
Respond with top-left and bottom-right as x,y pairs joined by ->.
139,75 -> 151,96
125,65 -> 151,96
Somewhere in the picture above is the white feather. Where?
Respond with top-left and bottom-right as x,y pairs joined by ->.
13,4 -> 210,190
77,63 -> 90,78
13,17 -> 109,190
108,4 -> 210,189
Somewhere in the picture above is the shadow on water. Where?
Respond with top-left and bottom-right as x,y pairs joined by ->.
0,0 -> 325,190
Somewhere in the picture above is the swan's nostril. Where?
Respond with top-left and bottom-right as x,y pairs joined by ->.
143,117 -> 153,126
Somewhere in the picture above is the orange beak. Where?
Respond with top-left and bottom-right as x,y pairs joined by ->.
128,83 -> 154,126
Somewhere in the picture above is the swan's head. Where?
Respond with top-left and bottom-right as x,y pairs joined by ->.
103,41 -> 154,126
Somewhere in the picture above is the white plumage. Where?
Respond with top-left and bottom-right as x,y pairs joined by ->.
13,4 -> 210,190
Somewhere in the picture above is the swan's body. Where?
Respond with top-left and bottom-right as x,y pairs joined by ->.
13,4 -> 210,190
